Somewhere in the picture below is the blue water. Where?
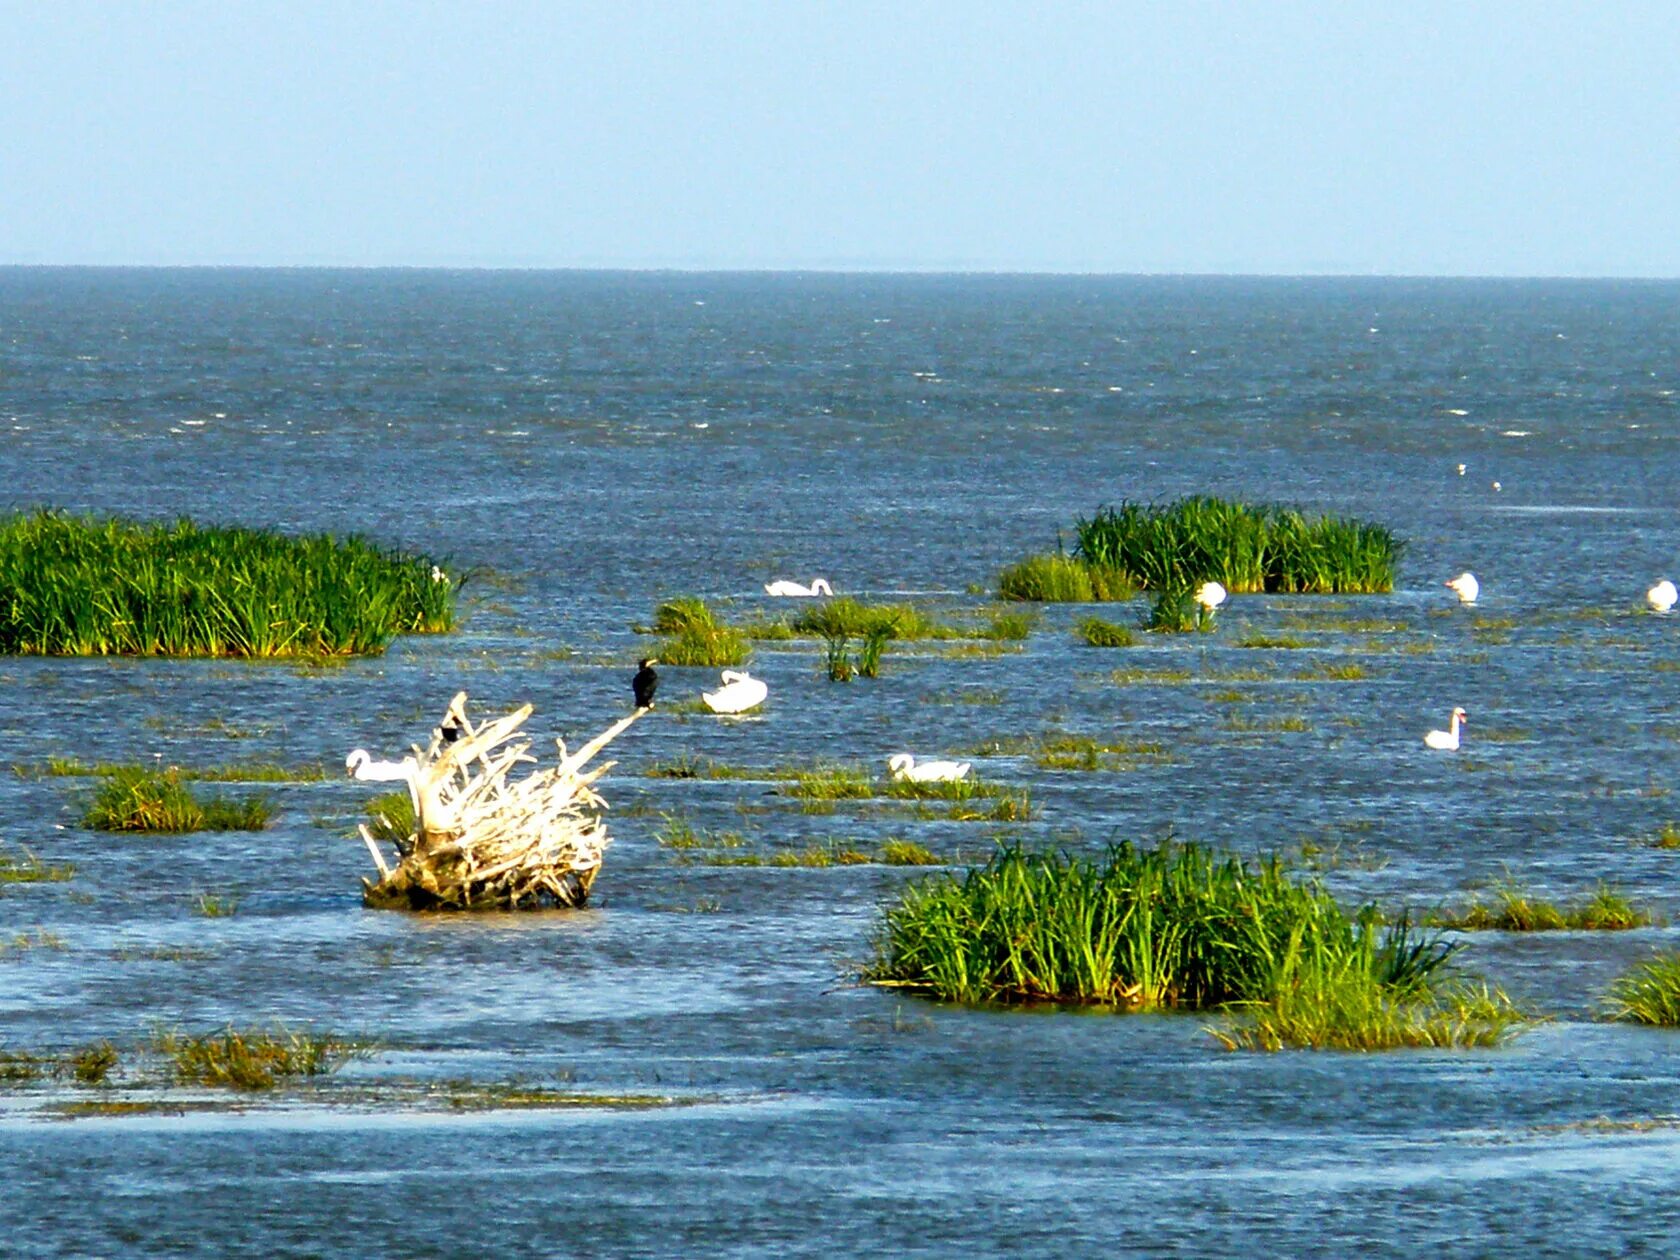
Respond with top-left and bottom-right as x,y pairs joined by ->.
3,270 -> 1680,1257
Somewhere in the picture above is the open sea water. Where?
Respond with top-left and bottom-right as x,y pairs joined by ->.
2,269 -> 1679,1257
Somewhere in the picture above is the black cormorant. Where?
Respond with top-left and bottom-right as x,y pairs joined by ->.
633,658 -> 660,709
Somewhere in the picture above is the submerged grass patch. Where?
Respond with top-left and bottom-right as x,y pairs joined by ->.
24,757 -> 328,783
1425,882 -> 1657,931
0,509 -> 454,657
0,846 -> 75,884
1077,617 -> 1136,647
82,769 -> 273,833
1073,497 -> 1402,594
864,841 -> 1508,1050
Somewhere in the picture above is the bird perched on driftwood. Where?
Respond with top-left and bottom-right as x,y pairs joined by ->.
633,658 -> 660,709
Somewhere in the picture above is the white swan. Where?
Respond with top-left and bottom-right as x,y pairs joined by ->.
764,578 -> 833,597
887,753 -> 971,783
1648,580 -> 1677,613
703,670 -> 768,714
1423,708 -> 1468,751
345,749 -> 418,781
1194,581 -> 1227,613
1445,572 -> 1480,604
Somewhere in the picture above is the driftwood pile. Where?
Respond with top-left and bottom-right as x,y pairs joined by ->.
358,692 -> 641,911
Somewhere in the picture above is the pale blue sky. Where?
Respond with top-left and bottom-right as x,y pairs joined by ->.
3,1 -> 1676,274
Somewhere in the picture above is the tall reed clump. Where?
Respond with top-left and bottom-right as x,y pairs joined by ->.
865,842 -> 1518,1050
83,768 -> 273,833
648,597 -> 751,667
1073,497 -> 1402,595
0,509 -> 455,657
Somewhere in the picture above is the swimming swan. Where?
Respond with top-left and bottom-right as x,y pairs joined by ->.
764,578 -> 833,597
1445,572 -> 1480,605
703,670 -> 768,714
1194,581 -> 1228,613
1648,580 -> 1677,613
345,749 -> 418,781
887,753 -> 972,783
1423,707 -> 1468,751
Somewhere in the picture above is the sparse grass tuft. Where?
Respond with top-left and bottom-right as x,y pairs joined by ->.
195,891 -> 240,918
1425,882 -> 1656,931
83,769 -> 273,833
69,1041 -> 119,1086
1649,822 -> 1680,849
154,1025 -> 362,1090
361,791 -> 415,844
1607,953 -> 1680,1025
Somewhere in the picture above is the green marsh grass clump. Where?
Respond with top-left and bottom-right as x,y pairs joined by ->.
864,842 -> 1509,1050
1606,952 -> 1680,1026
644,597 -> 752,666
1078,617 -> 1136,647
83,769 -> 273,833
790,598 -> 954,641
1426,882 -> 1656,932
1073,497 -> 1402,595
154,1025 -> 361,1090
1146,589 -> 1207,634
997,553 -> 1134,602
0,509 -> 454,657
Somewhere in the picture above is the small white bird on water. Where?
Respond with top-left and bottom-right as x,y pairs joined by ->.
888,753 -> 971,783
764,578 -> 833,597
1193,581 -> 1228,614
1445,572 -> 1480,605
345,749 -> 417,781
703,670 -> 768,714
1424,708 -> 1468,751
1648,580 -> 1677,614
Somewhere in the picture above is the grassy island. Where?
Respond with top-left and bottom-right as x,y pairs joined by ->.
865,842 -> 1522,1051
0,510 -> 454,656
1000,496 -> 1402,600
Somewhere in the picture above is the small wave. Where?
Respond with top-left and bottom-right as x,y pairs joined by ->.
1500,429 -> 1533,437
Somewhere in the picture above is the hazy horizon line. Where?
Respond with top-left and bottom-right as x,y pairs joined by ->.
2,262 -> 1677,283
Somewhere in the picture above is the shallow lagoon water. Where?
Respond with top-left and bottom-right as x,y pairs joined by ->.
3,270 -> 1680,1256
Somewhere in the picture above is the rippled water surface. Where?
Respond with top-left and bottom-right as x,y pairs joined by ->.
3,270 -> 1680,1257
